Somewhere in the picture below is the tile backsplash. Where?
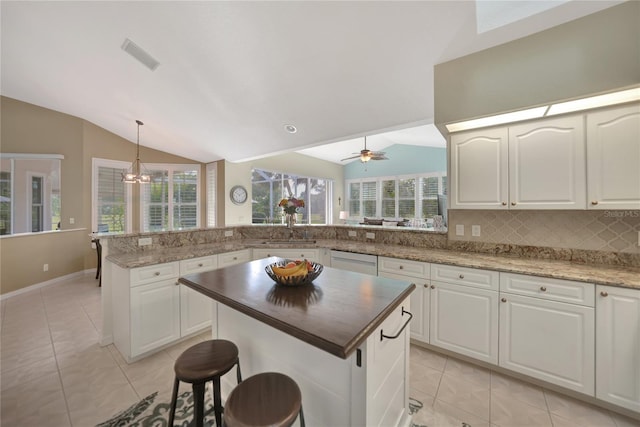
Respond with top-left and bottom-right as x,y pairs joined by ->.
448,210 -> 640,254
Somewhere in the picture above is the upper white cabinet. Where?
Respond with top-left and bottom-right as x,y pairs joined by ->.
450,128 -> 509,209
586,104 -> 640,210
508,115 -> 586,209
596,285 -> 640,412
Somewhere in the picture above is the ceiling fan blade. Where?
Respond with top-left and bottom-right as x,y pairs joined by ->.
370,155 -> 389,160
340,155 -> 361,161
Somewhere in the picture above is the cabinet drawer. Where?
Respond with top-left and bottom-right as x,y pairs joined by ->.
219,249 -> 251,267
180,255 -> 218,275
379,257 -> 430,279
253,248 -> 319,261
130,262 -> 179,287
431,264 -> 499,291
500,273 -> 594,307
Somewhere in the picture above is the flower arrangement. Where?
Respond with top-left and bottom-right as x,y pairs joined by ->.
278,197 -> 305,215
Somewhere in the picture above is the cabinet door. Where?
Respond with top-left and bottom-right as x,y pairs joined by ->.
449,128 -> 509,209
499,293 -> 594,395
596,286 -> 640,412
379,271 -> 429,343
130,279 -> 180,357
430,281 -> 498,364
509,115 -> 586,209
180,285 -> 212,336
587,104 -> 640,210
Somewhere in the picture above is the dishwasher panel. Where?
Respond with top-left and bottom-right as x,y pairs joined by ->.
330,250 -> 378,275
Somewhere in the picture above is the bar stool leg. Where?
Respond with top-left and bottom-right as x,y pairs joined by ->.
236,360 -> 242,384
168,377 -> 179,426
299,405 -> 306,427
192,382 -> 205,427
212,377 -> 223,427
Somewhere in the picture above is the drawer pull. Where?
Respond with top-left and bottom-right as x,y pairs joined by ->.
233,256 -> 238,260
431,285 -> 435,289
198,263 -> 204,267
502,202 -> 507,206
511,202 -> 517,206
154,272 -> 160,276
380,307 -> 413,342
300,254 -> 304,257
175,281 -> 179,286
459,274 -> 464,279
399,265 -> 404,270
591,201 -> 599,205
423,283 -> 428,288
600,291 -> 609,297
540,286 -> 547,292
501,298 -> 507,303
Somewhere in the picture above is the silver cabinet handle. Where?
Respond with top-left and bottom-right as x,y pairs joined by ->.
501,298 -> 507,302
540,286 -> 547,292
600,291 -> 608,297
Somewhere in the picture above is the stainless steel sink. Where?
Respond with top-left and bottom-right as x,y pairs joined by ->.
260,240 -> 316,245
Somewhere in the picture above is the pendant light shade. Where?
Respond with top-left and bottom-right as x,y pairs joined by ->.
122,120 -> 151,184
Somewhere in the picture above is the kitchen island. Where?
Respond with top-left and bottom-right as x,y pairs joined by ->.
178,257 -> 416,427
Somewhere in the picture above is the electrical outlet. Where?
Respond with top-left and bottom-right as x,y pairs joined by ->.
69,218 -> 75,225
472,225 -> 481,237
43,264 -> 49,272
138,237 -> 152,246
224,230 -> 233,237
348,230 -> 357,237
366,232 -> 375,239
456,224 -> 465,236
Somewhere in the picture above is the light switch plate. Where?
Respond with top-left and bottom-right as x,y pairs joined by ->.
348,230 -> 357,237
224,230 -> 233,237
366,232 -> 375,239
456,224 -> 465,236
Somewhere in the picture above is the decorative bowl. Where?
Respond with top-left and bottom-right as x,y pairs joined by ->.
265,260 -> 323,286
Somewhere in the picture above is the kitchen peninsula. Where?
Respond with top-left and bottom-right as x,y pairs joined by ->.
179,258 -> 416,427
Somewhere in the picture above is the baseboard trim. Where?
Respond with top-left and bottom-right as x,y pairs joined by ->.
0,269 -> 96,301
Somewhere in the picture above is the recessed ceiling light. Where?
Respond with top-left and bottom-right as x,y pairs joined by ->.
284,124 -> 297,134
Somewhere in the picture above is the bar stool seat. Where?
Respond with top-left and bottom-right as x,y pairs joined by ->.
169,339 -> 242,427
223,372 -> 305,427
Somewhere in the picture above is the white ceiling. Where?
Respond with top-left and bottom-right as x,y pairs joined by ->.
1,1 -> 622,164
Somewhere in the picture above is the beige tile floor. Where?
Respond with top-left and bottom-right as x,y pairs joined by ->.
1,273 -> 638,427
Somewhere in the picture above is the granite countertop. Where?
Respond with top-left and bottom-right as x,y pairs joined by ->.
106,239 -> 640,290
179,257 -> 416,359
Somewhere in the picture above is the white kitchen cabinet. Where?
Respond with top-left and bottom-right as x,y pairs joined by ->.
499,273 -> 594,395
508,115 -> 586,209
218,249 -> 251,267
596,285 -> 640,412
429,264 -> 499,364
449,127 -> 509,209
586,104 -> 640,210
179,255 -> 218,336
131,278 -> 181,356
378,257 -> 430,343
252,247 -> 320,262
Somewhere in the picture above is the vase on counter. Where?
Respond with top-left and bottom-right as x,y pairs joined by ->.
285,213 -> 296,228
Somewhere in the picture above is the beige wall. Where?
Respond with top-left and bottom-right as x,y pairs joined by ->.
1,97 -> 205,295
224,152 -> 344,226
433,1 -> 640,130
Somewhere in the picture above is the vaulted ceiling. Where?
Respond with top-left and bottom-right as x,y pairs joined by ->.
1,1 -> 622,163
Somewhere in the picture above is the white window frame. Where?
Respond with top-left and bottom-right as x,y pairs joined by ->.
26,172 -> 47,232
345,172 -> 446,221
92,158 -> 133,234
140,163 -> 201,232
206,162 -> 217,227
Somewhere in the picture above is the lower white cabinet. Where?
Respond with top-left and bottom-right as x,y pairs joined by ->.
596,285 -> 640,412
131,278 -> 181,356
378,257 -> 430,343
499,274 -> 595,395
430,281 -> 499,364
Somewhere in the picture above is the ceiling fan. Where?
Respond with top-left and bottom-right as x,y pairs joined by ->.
340,136 -> 389,163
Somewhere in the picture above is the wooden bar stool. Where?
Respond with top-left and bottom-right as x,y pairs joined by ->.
169,339 -> 242,427
223,372 -> 305,427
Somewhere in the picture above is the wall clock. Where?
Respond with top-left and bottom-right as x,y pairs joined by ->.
230,185 -> 248,205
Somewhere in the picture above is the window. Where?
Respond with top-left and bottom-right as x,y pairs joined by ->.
92,158 -> 131,233
141,164 -> 200,232
206,163 -> 217,227
346,172 -> 446,223
251,168 -> 332,224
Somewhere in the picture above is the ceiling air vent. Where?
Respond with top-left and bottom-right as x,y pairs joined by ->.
121,38 -> 160,71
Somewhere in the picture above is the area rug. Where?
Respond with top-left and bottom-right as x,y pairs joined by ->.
97,392 -> 426,427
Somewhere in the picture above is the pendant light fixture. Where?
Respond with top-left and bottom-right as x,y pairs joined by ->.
122,120 -> 151,184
